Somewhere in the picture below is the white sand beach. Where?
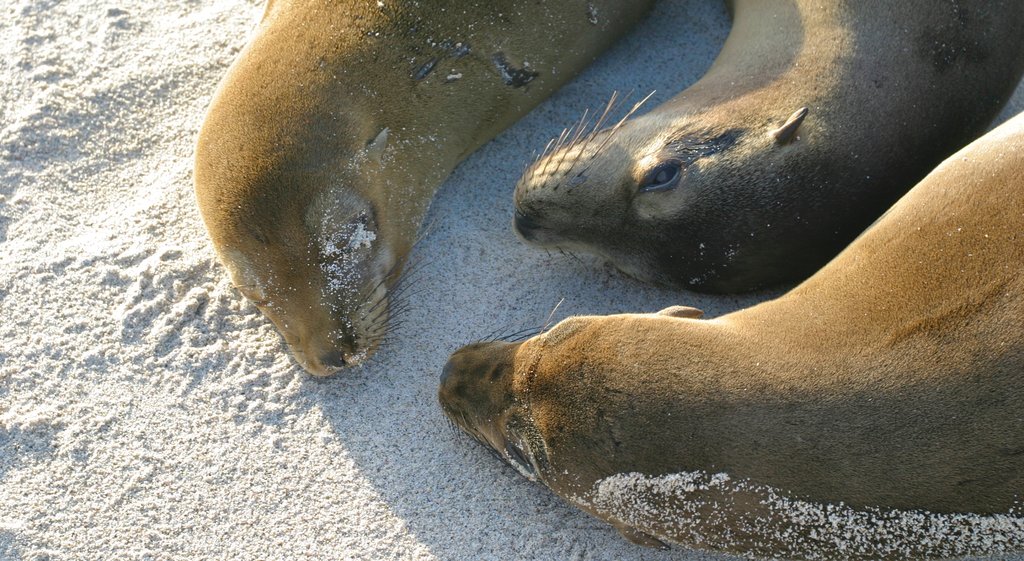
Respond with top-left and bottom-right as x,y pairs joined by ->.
1,1 -> 1022,559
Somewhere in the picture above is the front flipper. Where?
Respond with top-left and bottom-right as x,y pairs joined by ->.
614,522 -> 670,549
657,305 -> 704,319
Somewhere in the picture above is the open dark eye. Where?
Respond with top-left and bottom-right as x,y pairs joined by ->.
639,161 -> 682,193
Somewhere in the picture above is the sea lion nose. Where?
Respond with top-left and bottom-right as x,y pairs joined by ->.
319,350 -> 347,370
513,208 -> 540,240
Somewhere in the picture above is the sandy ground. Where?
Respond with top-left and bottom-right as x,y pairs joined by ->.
1,1 -> 1022,560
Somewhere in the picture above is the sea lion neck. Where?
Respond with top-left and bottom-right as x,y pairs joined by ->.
665,0 -> 846,115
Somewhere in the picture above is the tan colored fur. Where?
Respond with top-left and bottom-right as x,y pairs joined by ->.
441,113 -> 1024,559
194,0 -> 655,374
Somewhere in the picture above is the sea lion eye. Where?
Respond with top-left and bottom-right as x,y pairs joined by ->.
639,162 -> 682,193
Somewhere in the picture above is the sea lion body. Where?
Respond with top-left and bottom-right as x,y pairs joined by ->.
440,112 -> 1024,559
194,0 -> 655,374
513,0 -> 1024,292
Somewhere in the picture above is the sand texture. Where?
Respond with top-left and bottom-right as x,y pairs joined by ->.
1,0 -> 1022,559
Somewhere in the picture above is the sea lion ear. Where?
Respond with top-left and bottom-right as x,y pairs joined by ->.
365,127 -> 390,164
770,107 -> 808,145
657,305 -> 704,319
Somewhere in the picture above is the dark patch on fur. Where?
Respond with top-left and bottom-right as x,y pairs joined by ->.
412,57 -> 438,80
492,52 -> 539,88
917,3 -> 990,73
664,129 -> 743,167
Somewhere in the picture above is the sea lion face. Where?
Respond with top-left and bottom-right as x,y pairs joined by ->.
438,340 -> 551,481
215,177 -> 398,376
513,109 -> 802,290
439,316 -> 618,489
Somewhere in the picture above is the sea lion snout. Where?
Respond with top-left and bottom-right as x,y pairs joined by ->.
440,340 -> 544,479
438,343 -> 519,432
319,350 -> 347,369
512,208 -> 543,242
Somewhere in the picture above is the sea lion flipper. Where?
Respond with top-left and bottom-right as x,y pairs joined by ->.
657,305 -> 704,319
614,523 -> 670,549
770,106 -> 808,145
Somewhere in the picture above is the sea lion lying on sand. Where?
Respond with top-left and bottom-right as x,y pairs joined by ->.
441,111 -> 1024,559
513,0 -> 1024,293
194,0 -> 655,374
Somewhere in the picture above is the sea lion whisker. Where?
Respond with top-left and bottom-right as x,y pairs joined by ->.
360,290 -> 391,318
391,255 -> 431,287
480,323 -> 513,342
356,257 -> 409,313
583,89 -> 620,144
362,304 -> 390,325
583,89 -> 655,169
566,107 -> 592,149
574,89 -> 623,154
358,255 -> 428,319
566,249 -> 588,265
486,325 -> 533,343
537,138 -> 557,166
386,298 -> 413,316
391,283 -> 430,304
384,299 -> 415,320
541,297 -> 565,334
554,127 -> 572,152
548,93 -> 632,184
387,269 -> 425,298
505,323 -> 544,341
378,301 -> 409,322
413,217 -> 440,247
500,325 -> 545,342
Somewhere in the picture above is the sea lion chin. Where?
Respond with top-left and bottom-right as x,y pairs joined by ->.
513,0 -> 1024,293
442,111 -> 1024,559
194,0 -> 657,375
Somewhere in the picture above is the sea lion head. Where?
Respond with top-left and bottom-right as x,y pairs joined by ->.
512,101 -> 810,291
197,112 -> 403,375
439,306 -> 703,489
438,339 -> 545,481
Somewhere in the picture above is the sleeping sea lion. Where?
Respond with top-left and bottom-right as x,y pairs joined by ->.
441,111 -> 1024,559
194,0 -> 655,375
512,0 -> 1024,292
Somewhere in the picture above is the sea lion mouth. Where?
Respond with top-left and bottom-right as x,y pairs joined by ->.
440,399 -> 538,480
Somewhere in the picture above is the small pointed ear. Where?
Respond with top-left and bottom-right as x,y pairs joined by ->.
770,107 -> 808,145
365,127 -> 389,164
657,305 -> 704,319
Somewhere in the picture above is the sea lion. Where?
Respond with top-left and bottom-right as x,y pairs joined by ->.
512,0 -> 1024,293
440,111 -> 1024,559
194,0 -> 655,375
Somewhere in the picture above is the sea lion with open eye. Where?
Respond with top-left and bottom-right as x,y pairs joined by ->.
513,0 -> 1024,292
442,111 -> 1024,559
194,0 -> 655,375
